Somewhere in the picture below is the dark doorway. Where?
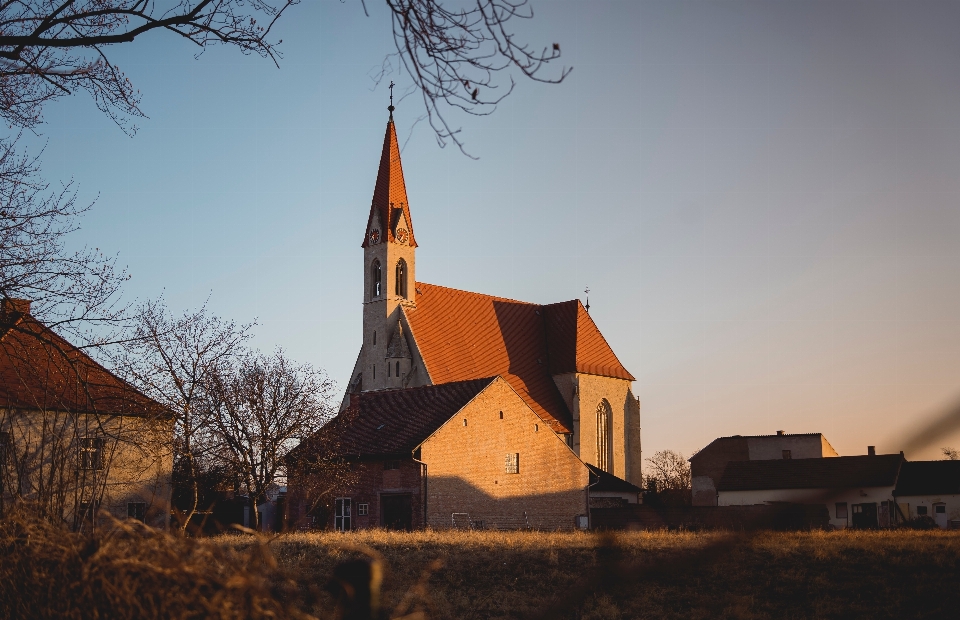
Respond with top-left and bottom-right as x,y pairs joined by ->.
381,493 -> 412,530
852,502 -> 878,529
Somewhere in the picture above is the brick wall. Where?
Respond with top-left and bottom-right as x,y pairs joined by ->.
420,378 -> 590,530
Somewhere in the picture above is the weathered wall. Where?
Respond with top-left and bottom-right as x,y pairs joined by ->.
0,408 -> 172,530
896,494 -> 960,527
717,486 -> 897,529
421,378 -> 590,530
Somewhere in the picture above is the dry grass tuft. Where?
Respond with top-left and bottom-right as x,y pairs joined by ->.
0,509 -> 321,620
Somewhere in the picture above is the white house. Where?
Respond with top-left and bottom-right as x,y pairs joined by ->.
716,453 -> 904,529
894,461 -> 960,529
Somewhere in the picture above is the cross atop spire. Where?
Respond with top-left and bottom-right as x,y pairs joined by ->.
584,286 -> 590,313
388,81 -> 395,119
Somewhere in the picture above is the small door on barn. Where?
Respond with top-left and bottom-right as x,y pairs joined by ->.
852,502 -> 878,529
933,503 -> 947,529
381,493 -> 412,531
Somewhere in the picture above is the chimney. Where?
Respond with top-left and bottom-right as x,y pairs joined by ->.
868,446 -> 876,456
0,298 -> 31,322
776,430 -> 784,436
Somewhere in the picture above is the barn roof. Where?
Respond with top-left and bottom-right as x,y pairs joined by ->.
717,454 -> 904,492
0,301 -> 162,416
894,460 -> 960,497
403,283 -> 634,434
303,377 -> 496,458
586,464 -> 643,494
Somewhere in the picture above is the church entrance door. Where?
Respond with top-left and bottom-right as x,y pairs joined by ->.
381,493 -> 413,530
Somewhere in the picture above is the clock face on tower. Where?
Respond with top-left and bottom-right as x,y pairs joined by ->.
395,228 -> 408,244
369,229 -> 380,244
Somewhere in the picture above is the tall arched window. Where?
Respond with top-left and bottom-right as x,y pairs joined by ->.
596,400 -> 612,473
371,260 -> 382,299
395,259 -> 408,298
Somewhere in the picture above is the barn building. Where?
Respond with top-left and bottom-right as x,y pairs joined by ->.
289,110 -> 642,530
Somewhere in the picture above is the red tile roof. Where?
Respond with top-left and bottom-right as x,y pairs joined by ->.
0,306 -> 161,416
299,378 -> 495,458
361,119 -> 417,248
403,283 -> 635,434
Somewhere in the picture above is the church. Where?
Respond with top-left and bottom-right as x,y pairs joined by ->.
288,109 -> 641,530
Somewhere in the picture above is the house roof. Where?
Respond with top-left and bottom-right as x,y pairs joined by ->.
0,303 -> 162,416
894,460 -> 960,497
690,433 -> 828,463
361,118 -> 417,248
717,454 -> 903,492
301,377 -> 496,458
586,464 -> 642,494
403,284 -> 634,434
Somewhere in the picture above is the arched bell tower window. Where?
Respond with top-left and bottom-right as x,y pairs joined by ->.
596,400 -> 612,473
395,259 -> 408,298
371,260 -> 382,299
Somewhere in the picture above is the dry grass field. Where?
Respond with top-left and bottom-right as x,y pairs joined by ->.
266,528 -> 960,619
3,512 -> 960,619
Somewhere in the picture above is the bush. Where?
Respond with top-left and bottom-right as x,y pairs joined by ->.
901,515 -> 939,530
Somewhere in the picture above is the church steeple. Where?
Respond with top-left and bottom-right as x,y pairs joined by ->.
361,113 -> 417,249
359,107 -> 418,393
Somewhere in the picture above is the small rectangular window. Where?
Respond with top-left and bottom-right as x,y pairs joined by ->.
358,503 -> 369,516
505,453 -> 519,474
335,498 -> 352,531
917,506 -> 928,516
835,502 -> 848,519
853,504 -> 863,514
79,437 -> 104,470
935,505 -> 946,514
396,361 -> 400,376
384,459 -> 400,470
782,450 -> 792,460
463,418 -> 467,427
127,502 -> 147,522
78,500 -> 99,522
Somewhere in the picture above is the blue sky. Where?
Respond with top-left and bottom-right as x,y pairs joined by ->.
22,0 -> 960,461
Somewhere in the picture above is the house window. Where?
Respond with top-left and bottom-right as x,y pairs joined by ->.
396,361 -> 400,376
373,331 -> 377,345
917,506 -> 928,516
358,503 -> 369,516
79,437 -> 104,470
852,505 -> 863,514
78,500 -> 99,522
395,259 -> 408,298
0,430 -> 9,464
596,400 -> 612,473
384,460 -> 400,470
782,450 -> 792,460
836,502 -> 848,519
935,504 -> 946,514
373,364 -> 376,379
387,362 -> 391,377
371,261 -> 382,299
499,411 -> 503,419
127,502 -> 147,522
505,453 -> 519,474
534,424 -> 539,432
335,498 -> 352,531
463,418 -> 467,427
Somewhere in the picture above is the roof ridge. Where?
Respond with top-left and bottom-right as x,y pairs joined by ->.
415,281 -> 537,306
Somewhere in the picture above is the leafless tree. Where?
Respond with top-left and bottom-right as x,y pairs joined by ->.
201,349 -> 335,530
0,136 -> 128,346
111,298 -> 253,531
644,449 -> 692,493
943,447 -> 959,461
0,1 -> 296,134
377,0 -> 570,153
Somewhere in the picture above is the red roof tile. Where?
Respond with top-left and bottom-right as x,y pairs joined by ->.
0,308 -> 161,416
361,119 -> 417,248
403,283 -> 635,434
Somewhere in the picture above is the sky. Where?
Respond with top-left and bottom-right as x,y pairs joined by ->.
21,0 -> 960,462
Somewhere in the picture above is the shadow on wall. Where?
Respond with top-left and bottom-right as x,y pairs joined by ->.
426,474 -> 588,531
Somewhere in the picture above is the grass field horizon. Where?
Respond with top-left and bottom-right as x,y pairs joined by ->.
4,512 -> 959,619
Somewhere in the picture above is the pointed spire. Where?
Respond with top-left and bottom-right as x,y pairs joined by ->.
362,109 -> 417,248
